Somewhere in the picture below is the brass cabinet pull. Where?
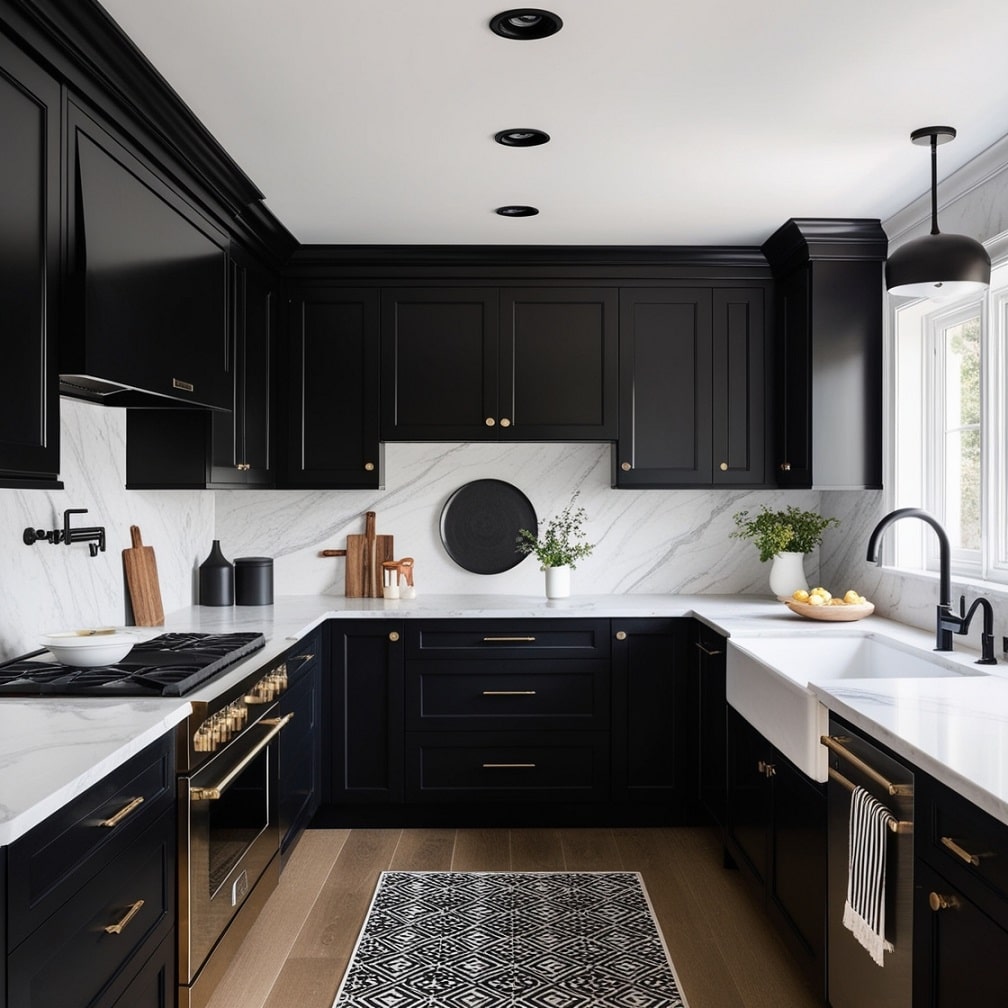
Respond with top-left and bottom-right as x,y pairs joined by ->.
941,835 -> 984,866
764,763 -> 776,778
100,796 -> 144,828
482,690 -> 537,696
482,636 -> 536,642
172,378 -> 194,392
104,899 -> 145,935
364,462 -> 375,471
235,462 -> 251,471
482,762 -> 536,769
615,630 -> 627,641
694,641 -> 723,656
779,462 -> 791,472
485,417 -> 496,427
929,891 -> 960,912
620,461 -> 632,471
719,462 -> 728,471
757,760 -> 767,775
190,713 -> 294,801
500,417 -> 511,428
388,631 -> 400,642
821,735 -> 913,797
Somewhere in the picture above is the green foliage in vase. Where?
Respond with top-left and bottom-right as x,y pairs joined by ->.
516,493 -> 595,569
731,505 -> 840,563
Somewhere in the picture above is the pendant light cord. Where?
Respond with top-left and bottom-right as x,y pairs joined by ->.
930,133 -> 941,235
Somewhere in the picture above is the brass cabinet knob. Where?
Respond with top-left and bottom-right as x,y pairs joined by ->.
779,462 -> 791,472
500,417 -> 511,428
764,763 -> 776,778
364,462 -> 375,472
485,417 -> 496,427
929,891 -> 960,912
615,630 -> 627,641
620,462 -> 632,472
236,462 -> 251,471
388,631 -> 400,642
719,462 -> 728,472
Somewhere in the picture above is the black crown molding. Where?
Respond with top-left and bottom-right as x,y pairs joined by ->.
3,0 -> 297,266
761,218 -> 888,277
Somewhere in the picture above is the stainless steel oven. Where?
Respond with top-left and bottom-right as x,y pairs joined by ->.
176,655 -> 297,1008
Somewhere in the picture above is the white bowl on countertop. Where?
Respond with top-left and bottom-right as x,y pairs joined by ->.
40,630 -> 137,666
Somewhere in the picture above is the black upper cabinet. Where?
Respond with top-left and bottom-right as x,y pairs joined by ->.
615,285 -> 770,487
381,286 -> 617,441
0,31 -> 61,489
209,256 -> 274,486
762,219 -> 887,489
62,97 -> 231,411
284,286 -> 380,488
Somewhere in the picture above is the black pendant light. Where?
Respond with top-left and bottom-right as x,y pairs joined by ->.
885,126 -> 991,299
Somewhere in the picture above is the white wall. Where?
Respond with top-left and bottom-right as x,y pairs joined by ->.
0,398 -> 214,661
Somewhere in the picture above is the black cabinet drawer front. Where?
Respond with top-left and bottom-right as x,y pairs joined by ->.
8,806 -> 174,1007
408,663 -> 609,728
8,736 -> 174,949
406,731 -> 609,802
408,619 -> 610,658
103,931 -> 174,1008
923,775 -> 1008,907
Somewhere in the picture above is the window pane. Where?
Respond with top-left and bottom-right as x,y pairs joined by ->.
942,316 -> 982,552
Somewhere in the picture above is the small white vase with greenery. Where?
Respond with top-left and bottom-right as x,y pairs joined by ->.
516,494 -> 594,599
731,505 -> 840,600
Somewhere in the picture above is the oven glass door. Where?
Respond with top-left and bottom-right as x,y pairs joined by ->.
181,709 -> 288,984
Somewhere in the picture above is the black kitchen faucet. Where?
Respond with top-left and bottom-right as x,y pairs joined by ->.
866,507 -> 997,664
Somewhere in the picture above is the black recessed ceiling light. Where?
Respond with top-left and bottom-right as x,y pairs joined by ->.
494,128 -> 551,147
489,9 -> 563,40
495,205 -> 539,217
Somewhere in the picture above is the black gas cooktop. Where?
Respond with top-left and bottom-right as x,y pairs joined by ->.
0,632 -> 266,697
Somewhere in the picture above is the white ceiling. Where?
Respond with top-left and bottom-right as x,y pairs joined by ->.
97,0 -> 1008,247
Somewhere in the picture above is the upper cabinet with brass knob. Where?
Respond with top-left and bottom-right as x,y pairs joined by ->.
282,285 -> 381,490
614,285 -> 772,489
761,219 -> 886,490
381,286 -> 616,442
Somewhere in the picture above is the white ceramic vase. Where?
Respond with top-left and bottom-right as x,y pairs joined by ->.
768,551 -> 808,601
544,565 -> 571,599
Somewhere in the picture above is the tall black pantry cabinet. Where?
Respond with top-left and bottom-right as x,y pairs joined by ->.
0,30 -> 61,488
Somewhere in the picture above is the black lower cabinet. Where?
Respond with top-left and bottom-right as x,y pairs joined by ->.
611,619 -> 692,815
108,932 -> 174,1008
278,636 -> 323,864
326,621 -> 404,805
695,623 -> 727,826
725,704 -> 826,992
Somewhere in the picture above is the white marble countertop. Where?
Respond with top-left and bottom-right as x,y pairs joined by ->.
0,698 -> 191,845
4,591 -> 1007,843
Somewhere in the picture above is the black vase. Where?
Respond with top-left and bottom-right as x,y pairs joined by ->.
199,540 -> 234,606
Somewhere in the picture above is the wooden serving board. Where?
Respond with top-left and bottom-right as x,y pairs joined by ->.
122,525 -> 164,626
345,533 -> 394,597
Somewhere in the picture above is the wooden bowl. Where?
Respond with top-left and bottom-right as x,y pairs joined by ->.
784,599 -> 875,622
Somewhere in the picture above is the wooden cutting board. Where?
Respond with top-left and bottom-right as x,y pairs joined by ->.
345,532 -> 394,597
122,525 -> 164,626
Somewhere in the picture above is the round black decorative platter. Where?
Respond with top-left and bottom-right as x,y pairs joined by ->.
439,479 -> 537,574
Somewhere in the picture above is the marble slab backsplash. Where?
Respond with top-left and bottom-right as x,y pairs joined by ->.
213,442 -> 825,601
0,399 -> 213,661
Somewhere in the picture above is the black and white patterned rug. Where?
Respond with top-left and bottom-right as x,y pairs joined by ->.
332,871 -> 688,1008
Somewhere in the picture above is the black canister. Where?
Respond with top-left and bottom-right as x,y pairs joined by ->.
198,540 -> 234,606
235,556 -> 273,606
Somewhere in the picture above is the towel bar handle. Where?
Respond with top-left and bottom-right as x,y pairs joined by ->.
827,767 -> 914,834
821,735 -> 913,797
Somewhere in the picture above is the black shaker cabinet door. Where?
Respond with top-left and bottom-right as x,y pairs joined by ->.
616,288 -> 714,486
380,287 -> 499,441
285,287 -> 380,488
0,32 -> 61,487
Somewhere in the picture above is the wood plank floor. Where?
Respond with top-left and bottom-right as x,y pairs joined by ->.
204,827 -> 822,1008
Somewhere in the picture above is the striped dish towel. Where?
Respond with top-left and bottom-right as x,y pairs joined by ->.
843,785 -> 896,966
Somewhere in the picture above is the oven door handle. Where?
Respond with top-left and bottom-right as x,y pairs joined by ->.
190,713 -> 294,801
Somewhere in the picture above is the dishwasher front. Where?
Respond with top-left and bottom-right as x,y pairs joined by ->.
824,716 -> 914,1008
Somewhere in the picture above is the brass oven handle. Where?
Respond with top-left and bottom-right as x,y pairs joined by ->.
482,763 -> 536,769
695,641 -> 723,656
482,636 -> 536,642
190,713 -> 294,801
940,835 -> 984,866
820,735 -> 913,796
100,795 -> 144,828
482,690 -> 537,696
104,899 -> 145,934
